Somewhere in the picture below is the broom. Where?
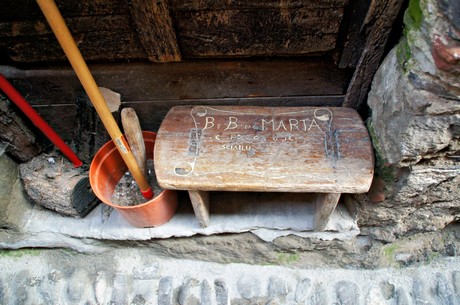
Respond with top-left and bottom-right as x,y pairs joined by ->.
36,0 -> 153,199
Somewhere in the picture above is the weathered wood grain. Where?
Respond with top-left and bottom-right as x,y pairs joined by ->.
129,0 -> 181,62
1,0 -> 127,21
314,192 -> 341,231
0,96 -> 42,162
0,15 -> 132,36
1,0 -> 350,61
343,0 -> 405,110
19,152 -> 92,217
172,8 -> 344,57
0,15 -> 146,62
336,0 -> 372,68
122,108 -> 147,178
0,59 -> 347,145
170,0 -> 348,11
188,190 -> 210,228
154,105 -> 374,193
3,59 -> 347,105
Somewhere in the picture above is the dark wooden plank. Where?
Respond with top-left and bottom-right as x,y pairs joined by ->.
314,192 -> 341,231
0,95 -> 42,162
154,105 -> 374,193
129,0 -> 181,62
0,15 -> 134,37
188,190 -> 210,228
92,59 -> 349,100
0,59 -> 348,144
2,59 -> 349,105
172,8 -> 344,57
1,0 -> 128,21
343,0 -> 405,110
170,0 -> 348,10
6,96 -> 343,145
1,33 -> 146,63
0,15 -> 146,62
30,104 -> 79,146
336,0 -> 372,68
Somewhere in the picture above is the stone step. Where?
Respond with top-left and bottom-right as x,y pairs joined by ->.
1,153 -> 359,250
0,249 -> 459,305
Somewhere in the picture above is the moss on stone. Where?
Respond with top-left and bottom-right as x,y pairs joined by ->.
275,252 -> 300,265
404,0 -> 423,30
397,0 -> 423,72
0,249 -> 41,258
383,243 -> 399,259
396,38 -> 412,71
366,119 -> 395,184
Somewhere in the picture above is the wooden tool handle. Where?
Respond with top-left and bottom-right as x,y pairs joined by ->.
36,0 -> 153,199
121,108 -> 147,178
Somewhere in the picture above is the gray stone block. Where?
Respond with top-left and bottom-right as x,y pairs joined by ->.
453,271 -> 460,295
178,277 -> 200,305
267,276 -> 288,298
336,281 -> 359,305
310,283 -> 328,305
294,278 -> 312,303
413,277 -> 433,305
435,273 -> 455,305
201,280 -> 212,305
111,272 -> 131,305
158,276 -> 174,305
237,274 -> 261,299
379,280 -> 395,300
215,278 -> 229,305
395,287 -> 410,305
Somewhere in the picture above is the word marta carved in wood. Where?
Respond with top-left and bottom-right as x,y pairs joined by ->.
154,105 -> 374,193
188,106 -> 335,156
201,114 -> 327,133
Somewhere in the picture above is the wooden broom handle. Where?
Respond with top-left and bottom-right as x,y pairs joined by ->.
36,0 -> 153,199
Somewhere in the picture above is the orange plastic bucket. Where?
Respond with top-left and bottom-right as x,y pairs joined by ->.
89,131 -> 178,227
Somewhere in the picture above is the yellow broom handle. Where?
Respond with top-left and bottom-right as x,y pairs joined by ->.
36,0 -> 153,199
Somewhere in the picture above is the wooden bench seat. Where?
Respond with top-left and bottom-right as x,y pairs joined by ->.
154,106 -> 374,230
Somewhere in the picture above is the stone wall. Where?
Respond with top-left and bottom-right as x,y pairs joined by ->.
353,0 -> 460,242
1,0 -> 460,269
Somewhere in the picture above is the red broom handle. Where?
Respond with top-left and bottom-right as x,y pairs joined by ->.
0,74 -> 83,167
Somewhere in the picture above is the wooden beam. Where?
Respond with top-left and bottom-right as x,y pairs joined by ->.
169,0 -> 347,57
169,0 -> 348,10
314,193 -> 341,231
129,0 -> 181,62
189,190 -> 210,227
2,58 -> 348,105
336,0 -> 372,68
1,0 -> 127,20
343,0 -> 405,110
0,58 -> 348,143
0,95 -> 42,162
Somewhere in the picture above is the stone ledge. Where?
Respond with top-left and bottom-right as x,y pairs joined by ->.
0,248 -> 459,305
0,153 -> 359,253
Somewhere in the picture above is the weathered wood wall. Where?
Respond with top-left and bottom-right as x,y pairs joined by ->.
2,58 -> 349,141
0,0 -> 406,162
0,0 -> 146,63
169,0 -> 347,57
0,0 -> 349,63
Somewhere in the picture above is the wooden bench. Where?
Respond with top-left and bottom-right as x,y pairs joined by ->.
154,106 -> 374,230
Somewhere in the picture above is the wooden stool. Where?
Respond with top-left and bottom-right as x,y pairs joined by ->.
154,106 -> 374,231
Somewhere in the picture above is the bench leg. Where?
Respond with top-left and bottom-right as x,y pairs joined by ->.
314,193 -> 341,231
188,190 -> 210,228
